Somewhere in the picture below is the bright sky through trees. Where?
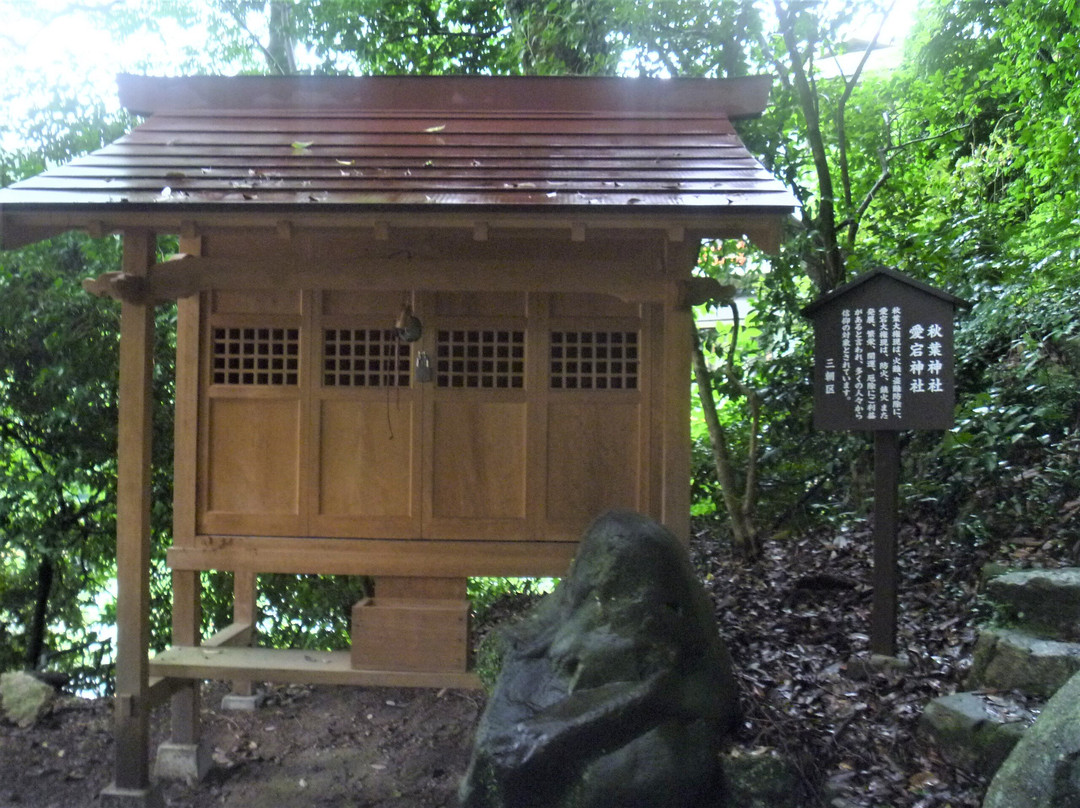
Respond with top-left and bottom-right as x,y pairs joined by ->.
0,0 -> 921,153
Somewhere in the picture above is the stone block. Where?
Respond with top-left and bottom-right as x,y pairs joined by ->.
0,670 -> 56,728
985,568 -> 1080,641
965,628 -> 1080,698
154,742 -> 211,782
918,692 -> 1033,777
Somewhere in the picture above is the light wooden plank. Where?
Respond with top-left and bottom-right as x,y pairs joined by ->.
149,646 -> 481,690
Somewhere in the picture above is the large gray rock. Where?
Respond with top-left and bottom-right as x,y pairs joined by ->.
459,510 -> 739,808
0,670 -> 56,727
985,568 -> 1080,641
919,691 -> 1034,776
984,669 -> 1080,807
965,627 -> 1080,698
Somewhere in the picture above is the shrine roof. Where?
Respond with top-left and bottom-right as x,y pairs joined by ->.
0,74 -> 798,249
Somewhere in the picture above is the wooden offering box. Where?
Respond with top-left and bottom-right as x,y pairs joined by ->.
351,598 -> 469,673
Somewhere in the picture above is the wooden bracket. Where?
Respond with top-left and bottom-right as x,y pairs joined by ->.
373,221 -> 390,241
82,272 -> 151,304
276,220 -> 294,240
115,693 -> 135,720
473,221 -> 489,242
570,222 -> 586,242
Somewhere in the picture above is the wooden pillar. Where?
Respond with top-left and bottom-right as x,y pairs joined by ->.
102,230 -> 162,806
168,571 -> 202,740
229,570 -> 258,698
870,431 -> 901,657
660,246 -> 696,543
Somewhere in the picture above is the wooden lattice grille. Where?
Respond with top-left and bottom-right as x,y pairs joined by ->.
211,326 -> 300,386
550,331 -> 639,390
323,328 -> 410,387
435,329 -> 526,389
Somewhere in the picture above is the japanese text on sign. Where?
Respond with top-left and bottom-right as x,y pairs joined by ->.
829,307 -> 946,424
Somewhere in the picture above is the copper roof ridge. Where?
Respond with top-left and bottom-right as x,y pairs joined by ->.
117,74 -> 774,120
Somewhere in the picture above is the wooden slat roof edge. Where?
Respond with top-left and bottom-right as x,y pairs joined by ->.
117,74 -> 775,120
0,201 -> 794,250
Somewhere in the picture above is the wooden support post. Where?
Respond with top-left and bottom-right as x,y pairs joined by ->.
229,570 -> 259,699
168,570 -> 201,742
660,283 -> 693,542
102,230 -> 162,807
870,431 -> 900,657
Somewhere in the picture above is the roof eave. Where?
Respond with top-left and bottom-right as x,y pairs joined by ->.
0,201 -> 795,253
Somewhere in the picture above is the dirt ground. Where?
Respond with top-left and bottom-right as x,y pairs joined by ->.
0,680 -> 484,808
0,520 -> 1059,808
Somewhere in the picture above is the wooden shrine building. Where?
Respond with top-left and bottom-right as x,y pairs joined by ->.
0,74 -> 796,804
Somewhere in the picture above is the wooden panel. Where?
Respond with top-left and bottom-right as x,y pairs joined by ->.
205,397 -> 301,518
545,400 -> 640,526
322,289 -> 406,317
436,291 -> 526,317
549,292 -> 640,318
376,577 -> 466,599
429,401 -> 527,522
317,399 -> 417,522
351,597 -> 469,672
212,289 -> 300,315
150,646 -> 480,690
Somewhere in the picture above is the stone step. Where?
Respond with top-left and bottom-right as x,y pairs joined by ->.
918,691 -> 1037,777
965,627 -> 1080,698
985,568 -> 1080,641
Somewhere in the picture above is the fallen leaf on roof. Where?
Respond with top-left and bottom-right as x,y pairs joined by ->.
425,124 -> 446,133
291,141 -> 314,152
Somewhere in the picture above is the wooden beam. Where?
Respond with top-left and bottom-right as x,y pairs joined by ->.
149,646 -> 481,690
167,537 -> 578,579
111,228 -> 156,794
140,255 -> 668,302
204,621 -> 254,648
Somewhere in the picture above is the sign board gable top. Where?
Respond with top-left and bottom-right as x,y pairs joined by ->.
800,266 -> 971,318
802,267 -> 971,432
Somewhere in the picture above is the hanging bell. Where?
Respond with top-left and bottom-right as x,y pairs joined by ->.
396,304 -> 422,342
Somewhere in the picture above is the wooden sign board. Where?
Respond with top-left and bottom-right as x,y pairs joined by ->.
802,267 -> 970,431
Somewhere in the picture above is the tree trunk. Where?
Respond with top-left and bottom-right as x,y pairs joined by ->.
691,324 -> 759,558
267,0 -> 297,75
25,555 -> 54,669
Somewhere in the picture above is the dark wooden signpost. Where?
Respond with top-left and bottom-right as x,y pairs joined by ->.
803,267 -> 970,656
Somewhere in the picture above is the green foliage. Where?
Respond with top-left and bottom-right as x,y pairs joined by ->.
468,577 -> 555,620
0,232 -> 175,692
907,272 -> 1080,550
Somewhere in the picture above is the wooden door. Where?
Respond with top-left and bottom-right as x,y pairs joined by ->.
197,290 -> 306,536
422,292 -> 532,540
311,291 -> 422,538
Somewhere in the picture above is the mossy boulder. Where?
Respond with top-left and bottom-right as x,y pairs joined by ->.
983,669 -> 1080,807
460,510 -> 738,808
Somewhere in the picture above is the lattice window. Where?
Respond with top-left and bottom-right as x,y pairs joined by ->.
323,328 -> 410,387
550,331 -> 639,390
211,326 -> 300,386
436,329 -> 525,389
